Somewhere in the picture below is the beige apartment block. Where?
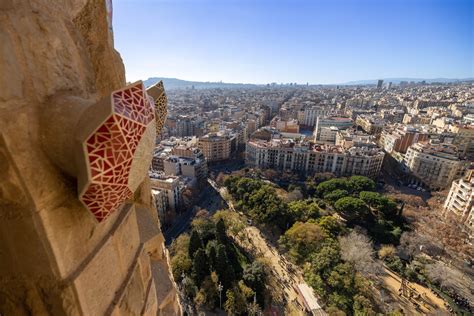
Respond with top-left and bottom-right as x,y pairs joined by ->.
443,171 -> 474,239
246,140 -> 384,178
404,142 -> 469,190
198,133 -> 233,162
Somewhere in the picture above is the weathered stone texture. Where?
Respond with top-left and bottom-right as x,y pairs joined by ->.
0,0 -> 180,315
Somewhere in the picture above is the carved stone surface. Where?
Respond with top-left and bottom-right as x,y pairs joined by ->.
146,81 -> 168,135
0,0 -> 180,314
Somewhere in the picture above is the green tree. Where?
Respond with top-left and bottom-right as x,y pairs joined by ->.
183,276 -> 197,299
233,286 -> 249,314
317,178 -> 350,197
206,240 -> 218,270
192,248 -> 209,286
348,176 -> 376,193
171,252 -> 192,281
353,294 -> 375,315
216,218 -> 227,244
287,199 -> 321,223
359,191 -> 398,218
189,230 -> 203,258
215,244 -> 235,290
280,221 -> 327,263
327,263 -> 356,292
192,218 -> 216,245
213,210 -> 245,237
317,216 -> 343,238
327,263 -> 357,313
325,306 -> 346,316
328,292 -> 353,314
224,289 -> 236,314
242,261 -> 266,305
238,280 -> 255,300
334,197 -> 369,222
169,233 -> 190,257
305,272 -> 326,298
309,241 -> 341,275
359,191 -> 383,208
324,189 -> 349,204
200,276 -> 218,309
243,261 -> 266,290
247,185 -> 289,230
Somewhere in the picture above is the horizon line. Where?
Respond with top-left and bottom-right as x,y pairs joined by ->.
138,76 -> 474,86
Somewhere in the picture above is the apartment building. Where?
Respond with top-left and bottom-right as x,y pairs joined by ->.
355,115 -> 384,136
313,116 -> 353,142
246,139 -> 384,178
379,125 -> 430,154
404,142 -> 469,190
270,117 -> 300,133
443,170 -> 474,239
335,129 -> 376,149
298,106 -> 330,127
163,155 -> 208,184
150,173 -> 183,227
198,132 -> 235,162
451,124 -> 474,160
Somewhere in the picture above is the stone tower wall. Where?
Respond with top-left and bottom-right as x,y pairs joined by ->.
0,0 -> 179,315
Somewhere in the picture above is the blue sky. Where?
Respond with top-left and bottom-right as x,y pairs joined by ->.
113,0 -> 473,84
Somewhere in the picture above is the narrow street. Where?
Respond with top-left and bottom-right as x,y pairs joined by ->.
164,184 -> 223,245
241,226 -> 308,313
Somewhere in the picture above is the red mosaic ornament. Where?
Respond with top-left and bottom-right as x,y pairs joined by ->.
79,82 -> 155,222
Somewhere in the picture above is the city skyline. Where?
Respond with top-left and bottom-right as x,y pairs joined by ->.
113,0 -> 473,84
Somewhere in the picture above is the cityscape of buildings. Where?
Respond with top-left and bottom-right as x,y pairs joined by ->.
3,1 -> 472,315
149,80 -> 474,240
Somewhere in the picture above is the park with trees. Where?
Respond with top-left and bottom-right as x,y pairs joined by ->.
169,211 -> 267,314
223,174 -> 473,314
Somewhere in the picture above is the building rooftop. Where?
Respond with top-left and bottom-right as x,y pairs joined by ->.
248,139 -> 383,156
410,142 -> 462,160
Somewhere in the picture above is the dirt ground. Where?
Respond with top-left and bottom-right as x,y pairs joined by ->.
237,225 -> 311,315
379,267 -> 448,315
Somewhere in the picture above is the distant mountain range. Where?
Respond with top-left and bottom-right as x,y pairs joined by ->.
143,76 -> 473,90
143,77 -> 258,90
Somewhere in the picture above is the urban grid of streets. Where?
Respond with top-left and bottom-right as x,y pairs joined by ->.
152,81 -> 474,315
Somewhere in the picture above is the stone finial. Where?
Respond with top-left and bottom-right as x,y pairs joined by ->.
42,81 -> 158,222
146,81 -> 168,135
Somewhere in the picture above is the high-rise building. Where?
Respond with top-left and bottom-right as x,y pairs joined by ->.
377,79 -> 384,89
